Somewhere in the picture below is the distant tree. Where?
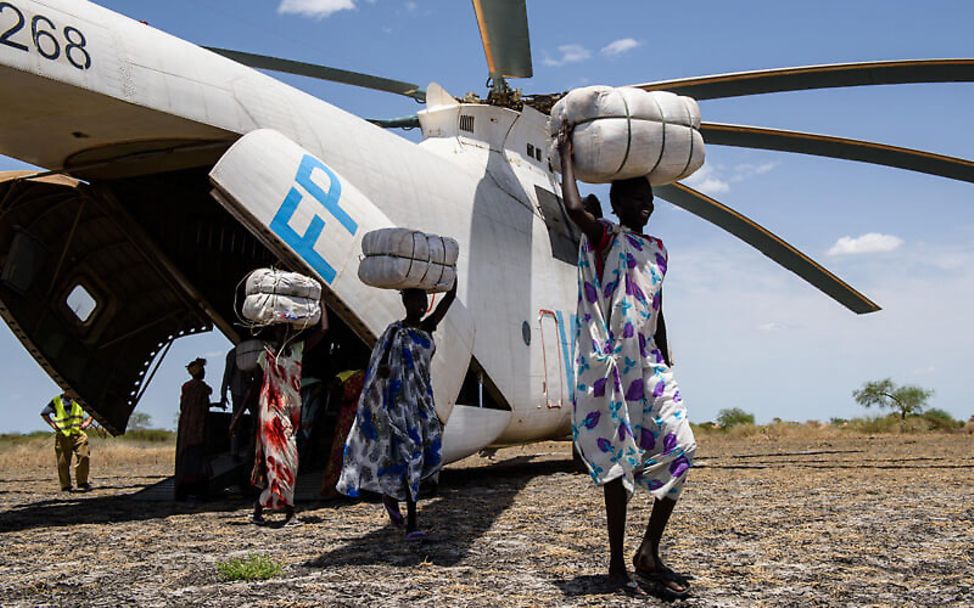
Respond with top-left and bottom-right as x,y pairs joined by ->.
128,412 -> 153,431
716,408 -> 755,429
852,378 -> 933,421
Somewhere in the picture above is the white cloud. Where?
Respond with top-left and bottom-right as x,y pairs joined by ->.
278,0 -> 356,18
731,161 -> 777,182
683,165 -> 730,196
601,38 -> 640,57
682,161 -> 777,198
827,233 -> 904,256
542,44 -> 591,67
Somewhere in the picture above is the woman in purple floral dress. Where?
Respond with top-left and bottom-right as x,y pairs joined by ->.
559,126 -> 696,599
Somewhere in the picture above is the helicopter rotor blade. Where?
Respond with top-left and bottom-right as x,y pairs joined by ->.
631,58 -> 974,100
471,0 -> 533,80
701,122 -> 974,184
367,115 -> 421,129
654,182 -> 880,315
205,47 -> 426,102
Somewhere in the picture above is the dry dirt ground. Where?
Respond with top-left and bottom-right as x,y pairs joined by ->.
1,434 -> 972,607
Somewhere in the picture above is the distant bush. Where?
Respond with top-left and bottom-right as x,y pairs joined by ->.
691,421 -> 720,433
716,408 -> 755,429
119,429 -> 175,443
843,414 -> 901,434
0,431 -> 50,445
217,554 -> 282,581
127,412 -> 153,431
921,409 -> 962,431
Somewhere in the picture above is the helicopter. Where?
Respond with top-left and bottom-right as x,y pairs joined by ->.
1,0 -> 972,464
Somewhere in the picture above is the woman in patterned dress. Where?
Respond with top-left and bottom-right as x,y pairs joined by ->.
337,278 -> 457,539
559,126 -> 697,598
249,326 -> 304,526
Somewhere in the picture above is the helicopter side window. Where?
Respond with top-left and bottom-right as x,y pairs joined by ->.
534,186 -> 579,264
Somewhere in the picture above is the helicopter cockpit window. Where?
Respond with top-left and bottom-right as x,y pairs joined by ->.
534,186 -> 580,264
65,283 -> 98,323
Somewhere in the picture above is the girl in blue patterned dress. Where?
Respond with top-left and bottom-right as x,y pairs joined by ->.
558,127 -> 696,598
337,279 -> 457,539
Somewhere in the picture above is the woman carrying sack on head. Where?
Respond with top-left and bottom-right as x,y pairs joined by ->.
337,277 -> 457,540
558,126 -> 697,600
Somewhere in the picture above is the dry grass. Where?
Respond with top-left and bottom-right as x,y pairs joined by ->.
1,434 -> 972,607
0,435 -> 174,473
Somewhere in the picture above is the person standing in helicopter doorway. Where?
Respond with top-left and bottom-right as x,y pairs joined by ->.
175,357 -> 213,500
558,125 -> 696,600
337,277 -> 457,540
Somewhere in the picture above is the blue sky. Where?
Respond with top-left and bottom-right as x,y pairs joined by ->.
2,0 -> 973,431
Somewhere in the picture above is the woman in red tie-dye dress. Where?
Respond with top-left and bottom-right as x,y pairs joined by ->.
250,339 -> 303,526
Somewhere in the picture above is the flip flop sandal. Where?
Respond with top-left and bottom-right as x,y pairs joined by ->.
633,568 -> 691,600
608,573 -> 649,597
404,530 -> 427,542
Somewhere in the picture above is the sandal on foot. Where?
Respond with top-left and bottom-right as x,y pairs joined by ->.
404,530 -> 427,542
607,573 -> 649,597
633,568 -> 691,599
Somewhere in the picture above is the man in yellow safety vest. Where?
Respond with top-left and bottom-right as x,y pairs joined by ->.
40,392 -> 94,492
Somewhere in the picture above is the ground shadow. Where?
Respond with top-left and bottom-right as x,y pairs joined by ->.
0,489 -> 258,533
554,573 -> 691,603
303,455 -> 575,569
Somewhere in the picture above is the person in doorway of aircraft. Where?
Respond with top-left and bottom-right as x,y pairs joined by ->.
175,357 -> 213,501
558,125 -> 697,599
337,277 -> 458,540
40,392 -> 94,492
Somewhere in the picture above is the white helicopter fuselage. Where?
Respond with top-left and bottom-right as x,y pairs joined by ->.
0,0 -> 583,460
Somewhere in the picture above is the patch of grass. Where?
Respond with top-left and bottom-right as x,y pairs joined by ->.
216,554 -> 283,581
0,435 -> 174,470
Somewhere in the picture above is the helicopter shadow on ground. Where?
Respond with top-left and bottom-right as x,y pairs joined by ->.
303,454 -> 575,569
0,482 -> 364,534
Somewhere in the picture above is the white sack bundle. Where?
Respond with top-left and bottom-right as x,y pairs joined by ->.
241,293 -> 321,328
245,268 -> 322,300
358,228 -> 459,292
241,268 -> 322,328
548,86 -> 705,185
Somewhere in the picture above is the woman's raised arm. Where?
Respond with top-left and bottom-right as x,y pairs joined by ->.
558,126 -> 604,245
422,275 -> 458,332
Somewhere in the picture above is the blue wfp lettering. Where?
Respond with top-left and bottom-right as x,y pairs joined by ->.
270,154 -> 359,284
